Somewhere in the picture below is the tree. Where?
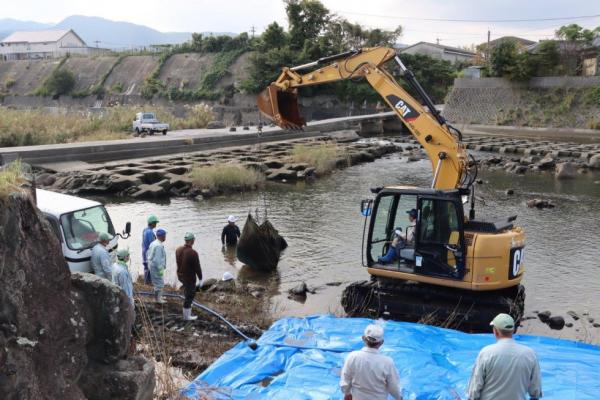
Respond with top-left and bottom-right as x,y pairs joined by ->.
285,0 -> 330,50
41,69 -> 75,96
397,54 -> 456,103
533,40 -> 559,76
260,22 -> 288,51
490,39 -> 518,77
555,24 -> 598,43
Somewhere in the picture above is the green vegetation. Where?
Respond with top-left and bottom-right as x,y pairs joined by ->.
189,163 -> 264,193
165,49 -> 246,101
0,105 -> 213,147
36,68 -> 76,97
5,78 -> 16,89
290,142 -> 349,174
0,160 -> 26,200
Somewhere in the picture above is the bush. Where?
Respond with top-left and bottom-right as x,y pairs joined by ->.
584,86 -> 600,105
5,79 -> 16,89
0,160 -> 26,200
189,163 -> 263,192
290,142 -> 348,174
0,105 -> 213,147
38,69 -> 76,96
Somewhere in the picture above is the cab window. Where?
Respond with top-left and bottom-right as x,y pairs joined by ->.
60,206 -> 115,250
419,199 -> 460,244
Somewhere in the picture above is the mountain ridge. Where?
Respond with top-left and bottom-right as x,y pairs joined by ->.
0,15 -> 235,48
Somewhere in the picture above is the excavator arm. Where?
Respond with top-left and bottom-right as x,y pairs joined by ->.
257,47 -> 469,190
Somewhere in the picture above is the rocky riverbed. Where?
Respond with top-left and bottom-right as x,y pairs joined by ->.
36,135 -> 399,199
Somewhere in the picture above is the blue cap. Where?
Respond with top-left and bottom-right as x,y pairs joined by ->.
156,228 -> 167,237
406,209 -> 418,218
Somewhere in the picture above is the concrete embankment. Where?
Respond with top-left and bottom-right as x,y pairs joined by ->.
445,76 -> 600,130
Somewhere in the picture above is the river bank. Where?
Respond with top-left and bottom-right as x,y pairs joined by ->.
36,134 -> 400,198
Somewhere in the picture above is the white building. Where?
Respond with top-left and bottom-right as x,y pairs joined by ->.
400,42 -> 476,63
0,29 -> 105,60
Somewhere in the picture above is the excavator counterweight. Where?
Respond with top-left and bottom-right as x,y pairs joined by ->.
257,84 -> 305,130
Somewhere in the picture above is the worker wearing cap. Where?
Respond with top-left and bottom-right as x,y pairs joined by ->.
176,232 -> 203,321
91,232 -> 113,280
112,248 -> 134,308
221,215 -> 241,247
399,209 -> 417,243
147,228 -> 167,303
340,324 -> 402,400
142,215 -> 159,284
468,313 -> 542,400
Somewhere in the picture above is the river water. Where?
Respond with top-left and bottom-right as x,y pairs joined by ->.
103,145 -> 600,342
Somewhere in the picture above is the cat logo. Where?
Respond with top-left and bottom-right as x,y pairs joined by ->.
509,247 -> 524,279
385,94 -> 420,121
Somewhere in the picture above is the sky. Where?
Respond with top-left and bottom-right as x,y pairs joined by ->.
3,0 -> 600,47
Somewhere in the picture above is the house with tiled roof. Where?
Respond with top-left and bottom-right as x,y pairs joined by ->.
399,41 -> 476,63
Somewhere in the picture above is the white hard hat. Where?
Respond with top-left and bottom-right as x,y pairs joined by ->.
222,271 -> 234,281
227,215 -> 238,223
394,229 -> 402,236
364,324 -> 384,342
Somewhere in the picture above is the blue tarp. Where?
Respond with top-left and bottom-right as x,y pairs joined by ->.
182,315 -> 600,399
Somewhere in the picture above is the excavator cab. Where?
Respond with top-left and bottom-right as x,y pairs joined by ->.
257,84 -> 305,130
365,187 -> 467,280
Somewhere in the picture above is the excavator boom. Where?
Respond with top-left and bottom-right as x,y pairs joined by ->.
257,47 -> 469,190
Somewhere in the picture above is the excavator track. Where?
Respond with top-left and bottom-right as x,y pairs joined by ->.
341,279 -> 525,333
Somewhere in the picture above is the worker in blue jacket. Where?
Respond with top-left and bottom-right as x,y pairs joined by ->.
142,215 -> 159,284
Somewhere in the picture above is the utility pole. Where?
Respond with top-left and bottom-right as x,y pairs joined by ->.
94,40 -> 100,48
250,26 -> 256,38
436,38 -> 440,45
487,29 -> 491,67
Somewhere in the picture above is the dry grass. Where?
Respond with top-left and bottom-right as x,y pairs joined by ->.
0,104 -> 213,147
135,295 -> 190,400
0,160 -> 26,199
290,142 -> 349,174
189,163 -> 264,193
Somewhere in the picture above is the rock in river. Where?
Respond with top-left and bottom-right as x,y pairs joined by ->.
538,310 -> 551,323
289,282 -> 309,296
548,316 -> 565,330
555,162 -> 577,180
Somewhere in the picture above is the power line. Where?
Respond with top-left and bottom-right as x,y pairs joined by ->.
335,10 -> 600,23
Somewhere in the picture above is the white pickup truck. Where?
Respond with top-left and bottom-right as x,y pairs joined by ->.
36,189 -> 131,272
132,112 -> 170,136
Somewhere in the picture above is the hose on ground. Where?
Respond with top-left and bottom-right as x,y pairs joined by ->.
136,290 -> 258,350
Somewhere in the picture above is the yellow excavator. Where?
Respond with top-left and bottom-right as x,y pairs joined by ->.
257,47 -> 525,331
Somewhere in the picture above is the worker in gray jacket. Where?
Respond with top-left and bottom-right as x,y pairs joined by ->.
340,324 -> 402,400
90,232 -> 112,280
468,313 -> 542,400
112,248 -> 134,308
147,228 -> 167,303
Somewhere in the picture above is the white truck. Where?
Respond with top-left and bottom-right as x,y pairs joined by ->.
132,112 -> 170,136
36,189 -> 131,272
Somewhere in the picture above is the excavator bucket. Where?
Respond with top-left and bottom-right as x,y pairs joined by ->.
257,84 -> 306,130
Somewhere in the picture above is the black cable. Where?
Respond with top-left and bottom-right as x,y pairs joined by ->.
136,291 -> 258,350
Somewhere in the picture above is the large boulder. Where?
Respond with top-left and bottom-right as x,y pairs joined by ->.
71,273 -> 134,364
555,162 -> 577,180
0,191 -> 87,400
588,154 -> 600,169
78,357 -> 155,400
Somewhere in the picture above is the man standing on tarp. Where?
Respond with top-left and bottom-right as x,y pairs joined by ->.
468,313 -> 542,400
340,324 -> 402,400
221,215 -> 241,247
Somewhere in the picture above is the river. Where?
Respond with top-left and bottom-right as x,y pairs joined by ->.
103,145 -> 600,343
